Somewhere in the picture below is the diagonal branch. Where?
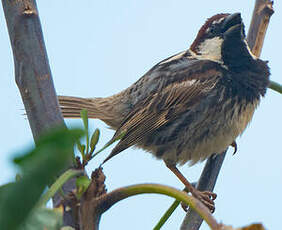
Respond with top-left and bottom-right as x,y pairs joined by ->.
180,152 -> 226,230
180,1 -> 274,229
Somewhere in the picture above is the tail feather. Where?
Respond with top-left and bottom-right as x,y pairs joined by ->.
58,96 -> 100,119
58,94 -> 126,129
60,110 -> 98,118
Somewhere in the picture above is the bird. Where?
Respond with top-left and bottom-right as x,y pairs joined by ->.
58,13 -> 270,212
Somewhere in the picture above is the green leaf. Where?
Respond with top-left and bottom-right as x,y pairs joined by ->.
15,173 -> 22,181
19,207 -> 63,230
80,144 -> 86,159
0,182 -> 14,199
80,109 -> 89,132
90,128 -> 100,154
0,128 -> 84,230
76,140 -> 83,153
14,127 -> 83,170
80,109 -> 89,154
92,130 -> 126,159
76,176 -> 91,199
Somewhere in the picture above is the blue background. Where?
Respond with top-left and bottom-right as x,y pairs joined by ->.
0,1 -> 281,229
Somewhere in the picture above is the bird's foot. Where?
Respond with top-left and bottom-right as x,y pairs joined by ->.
180,189 -> 216,212
192,189 -> 217,213
165,161 -> 217,212
231,141 -> 237,155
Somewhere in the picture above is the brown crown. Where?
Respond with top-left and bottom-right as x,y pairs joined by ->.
190,13 -> 229,54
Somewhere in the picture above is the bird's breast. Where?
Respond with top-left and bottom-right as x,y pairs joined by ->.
141,94 -> 260,166
180,97 -> 259,165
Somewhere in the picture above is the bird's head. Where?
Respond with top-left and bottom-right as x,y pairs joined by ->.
190,13 -> 256,71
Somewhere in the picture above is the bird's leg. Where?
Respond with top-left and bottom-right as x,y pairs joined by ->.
231,140 -> 237,155
165,161 -> 216,212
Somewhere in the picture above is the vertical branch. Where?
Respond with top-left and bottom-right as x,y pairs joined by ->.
180,1 -> 274,229
247,0 -> 274,57
1,0 -> 78,227
2,0 -> 64,140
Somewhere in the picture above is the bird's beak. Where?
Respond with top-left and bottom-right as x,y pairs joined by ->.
222,13 -> 244,40
221,13 -> 242,33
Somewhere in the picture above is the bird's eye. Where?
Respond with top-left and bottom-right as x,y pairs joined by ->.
209,25 -> 217,35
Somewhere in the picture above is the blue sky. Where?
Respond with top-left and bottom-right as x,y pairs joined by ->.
0,1 -> 281,229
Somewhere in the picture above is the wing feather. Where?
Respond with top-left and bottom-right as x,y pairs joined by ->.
103,68 -> 221,163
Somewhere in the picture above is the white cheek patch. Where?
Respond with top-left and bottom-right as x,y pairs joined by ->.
196,37 -> 223,62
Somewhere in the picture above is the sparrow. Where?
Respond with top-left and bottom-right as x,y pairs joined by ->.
58,13 -> 270,212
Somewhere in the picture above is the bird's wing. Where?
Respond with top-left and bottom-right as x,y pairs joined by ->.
103,63 -> 223,163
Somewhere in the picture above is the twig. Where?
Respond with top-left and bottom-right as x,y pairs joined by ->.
269,80 -> 282,94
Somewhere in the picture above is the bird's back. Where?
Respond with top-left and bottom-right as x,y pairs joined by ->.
106,50 -> 269,165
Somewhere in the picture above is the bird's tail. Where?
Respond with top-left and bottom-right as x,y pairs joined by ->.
58,96 -> 102,119
58,95 -> 124,129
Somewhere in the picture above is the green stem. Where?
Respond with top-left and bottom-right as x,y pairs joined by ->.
153,200 -> 180,230
105,184 -> 221,230
153,187 -> 189,229
37,169 -> 83,207
269,80 -> 282,94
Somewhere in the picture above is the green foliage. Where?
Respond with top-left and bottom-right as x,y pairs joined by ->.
0,128 -> 83,230
76,175 -> 91,199
0,110 -> 126,230
76,110 -> 101,164
91,130 -> 126,159
37,169 -> 83,207
90,129 -> 100,155
75,109 -> 124,165
19,207 -> 63,230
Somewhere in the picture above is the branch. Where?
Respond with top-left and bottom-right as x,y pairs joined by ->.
2,0 -> 65,140
269,80 -> 282,94
180,1 -> 274,229
79,169 -> 221,230
247,0 -> 274,57
247,0 -> 281,95
1,0 -> 79,227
